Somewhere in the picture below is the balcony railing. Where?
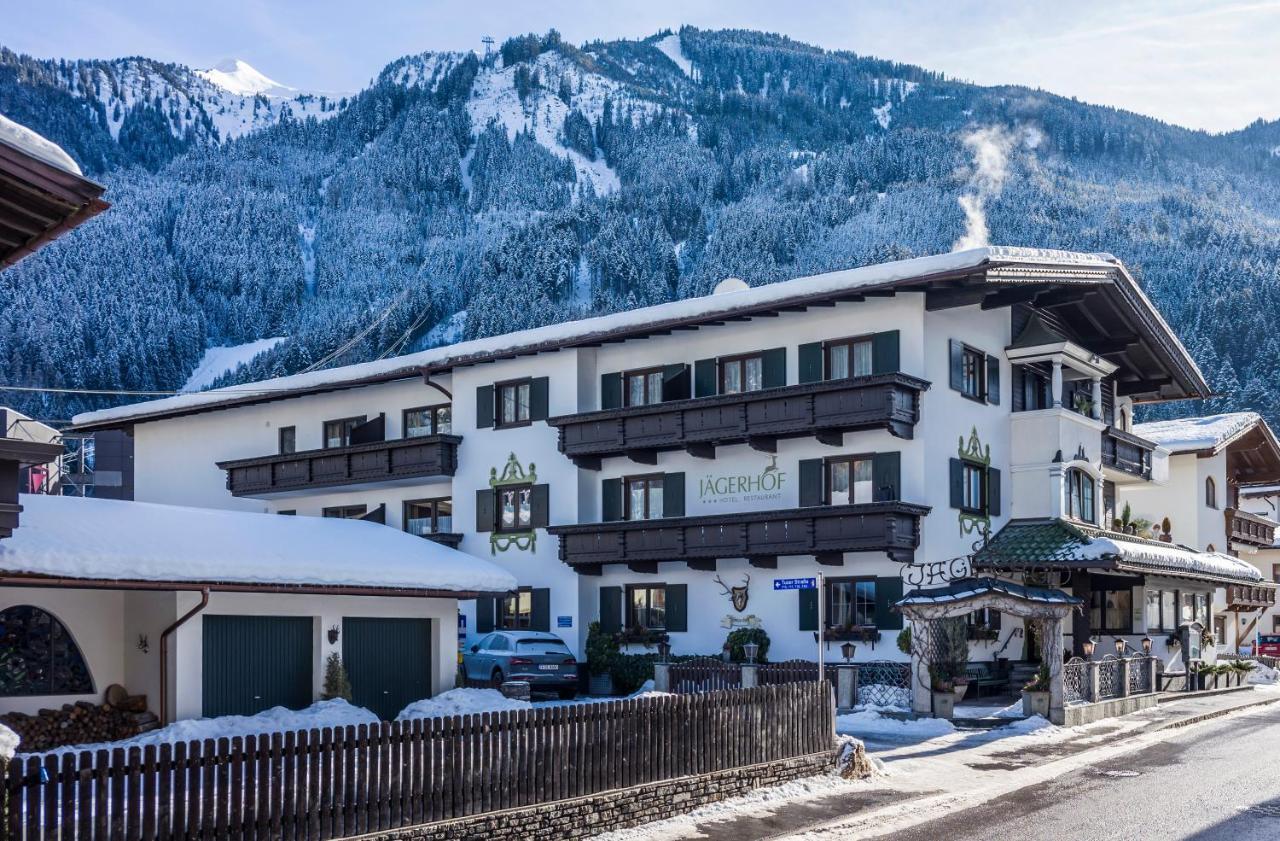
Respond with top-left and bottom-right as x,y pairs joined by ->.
1225,583 -> 1278,611
1101,427 -> 1156,480
1226,508 -> 1278,549
547,501 -> 929,574
218,435 -> 460,497
548,374 -> 929,468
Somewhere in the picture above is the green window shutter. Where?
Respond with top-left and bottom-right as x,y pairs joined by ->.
761,347 -> 787,389
476,385 -> 494,428
662,472 -> 685,517
986,355 -> 1001,405
475,488 -> 496,532
871,330 -> 900,375
531,588 -> 551,632
476,597 -> 496,634
872,452 -> 901,502
529,484 -> 550,528
694,358 -> 717,397
600,586 -> 622,633
799,458 -> 825,507
987,467 -> 1002,516
874,577 -> 904,630
529,377 -> 550,421
665,584 -> 688,632
949,458 -> 964,510
949,340 -> 964,392
601,373 -> 623,410
601,478 -> 623,522
798,342 -> 823,383
661,364 -> 691,401
798,588 -> 819,631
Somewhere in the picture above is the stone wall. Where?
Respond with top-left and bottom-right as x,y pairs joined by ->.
361,751 -> 835,841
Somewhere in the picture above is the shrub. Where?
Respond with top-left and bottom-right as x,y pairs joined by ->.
585,621 -> 620,676
897,627 -> 912,655
320,652 -> 352,701
725,627 -> 770,663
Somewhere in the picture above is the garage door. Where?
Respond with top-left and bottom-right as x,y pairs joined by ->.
343,617 -> 432,721
202,615 -> 314,718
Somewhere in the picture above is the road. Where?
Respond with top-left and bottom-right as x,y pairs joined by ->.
858,705 -> 1280,841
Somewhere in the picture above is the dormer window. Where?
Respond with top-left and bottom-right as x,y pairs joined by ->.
1066,468 -> 1096,524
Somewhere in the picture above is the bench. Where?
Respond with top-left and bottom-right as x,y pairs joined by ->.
964,662 -> 1010,698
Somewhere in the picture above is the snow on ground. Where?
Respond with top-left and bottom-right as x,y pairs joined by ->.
0,113 -> 82,175
398,688 -> 530,720
837,709 -> 957,740
1248,660 -> 1279,685
417,310 -> 467,351
870,79 -> 919,130
653,34 -> 695,78
196,59 -> 296,97
183,337 -> 286,392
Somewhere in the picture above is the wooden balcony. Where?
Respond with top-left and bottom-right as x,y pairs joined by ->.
218,435 -> 460,498
548,374 -> 929,468
421,532 -> 464,549
547,501 -> 930,574
1226,508 -> 1278,549
1101,427 -> 1156,481
1225,582 -> 1278,611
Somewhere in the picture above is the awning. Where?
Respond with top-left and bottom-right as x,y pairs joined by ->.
898,576 -> 1082,608
973,518 -> 1270,587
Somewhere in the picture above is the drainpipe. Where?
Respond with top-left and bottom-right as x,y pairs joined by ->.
159,588 -> 209,725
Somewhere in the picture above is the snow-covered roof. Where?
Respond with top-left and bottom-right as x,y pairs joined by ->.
1241,483 -> 1280,498
75,246 -> 1177,430
0,113 -> 81,175
0,495 -> 516,595
1133,412 -> 1263,455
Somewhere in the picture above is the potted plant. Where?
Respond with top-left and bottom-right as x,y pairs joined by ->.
1021,663 -> 1052,718
725,627 -> 771,663
585,622 -> 619,696
1159,517 -> 1173,543
929,670 -> 959,719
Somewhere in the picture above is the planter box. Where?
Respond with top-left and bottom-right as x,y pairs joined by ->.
588,673 -> 615,696
932,691 -> 956,719
1022,690 -> 1051,718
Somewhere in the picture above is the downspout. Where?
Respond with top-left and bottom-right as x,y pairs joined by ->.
159,588 -> 209,726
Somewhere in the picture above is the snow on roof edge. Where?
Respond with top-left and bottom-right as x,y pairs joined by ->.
1134,412 -> 1264,454
0,112 -> 82,176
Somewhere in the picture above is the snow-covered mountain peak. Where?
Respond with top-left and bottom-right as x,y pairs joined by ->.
197,58 -> 295,97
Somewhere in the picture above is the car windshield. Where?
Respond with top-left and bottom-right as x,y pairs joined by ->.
1260,635 -> 1280,644
515,639 -> 572,655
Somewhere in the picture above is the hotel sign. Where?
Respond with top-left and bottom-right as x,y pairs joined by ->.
697,455 -> 788,506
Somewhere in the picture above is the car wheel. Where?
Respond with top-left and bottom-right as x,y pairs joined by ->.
490,669 -> 504,688
557,688 -> 577,701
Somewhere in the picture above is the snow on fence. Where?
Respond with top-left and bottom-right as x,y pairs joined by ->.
4,683 -> 834,841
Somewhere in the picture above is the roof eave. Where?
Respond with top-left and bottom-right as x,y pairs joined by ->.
0,571 -> 505,599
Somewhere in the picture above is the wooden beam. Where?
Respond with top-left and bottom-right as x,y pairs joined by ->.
748,556 -> 778,569
925,287 -> 987,311
571,456 -> 602,471
1116,377 -> 1172,397
815,552 -> 844,566
626,449 -> 658,466
747,436 -> 776,454
979,287 -> 1043,310
1033,287 -> 1094,308
815,430 -> 843,447
627,561 -> 658,574
687,559 -> 717,571
685,442 -> 716,460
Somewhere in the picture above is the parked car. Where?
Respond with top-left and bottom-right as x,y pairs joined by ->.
1257,634 -> 1280,657
464,630 -> 579,699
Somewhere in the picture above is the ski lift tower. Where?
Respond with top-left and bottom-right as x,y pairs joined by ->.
481,36 -> 495,59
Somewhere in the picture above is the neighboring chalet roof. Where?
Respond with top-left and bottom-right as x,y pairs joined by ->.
974,518 -> 1267,586
0,494 -> 517,597
71,246 -> 1211,432
0,113 -> 108,269
897,577 -> 1081,607
1134,412 -> 1280,485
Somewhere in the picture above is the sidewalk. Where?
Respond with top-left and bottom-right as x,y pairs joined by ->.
593,685 -> 1280,841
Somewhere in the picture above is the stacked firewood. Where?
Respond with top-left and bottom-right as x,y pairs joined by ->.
0,686 -> 159,752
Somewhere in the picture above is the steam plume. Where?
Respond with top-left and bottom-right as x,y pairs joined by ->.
951,125 -> 1040,251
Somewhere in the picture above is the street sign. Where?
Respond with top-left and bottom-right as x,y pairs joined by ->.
773,577 -> 817,591
557,615 -> 572,629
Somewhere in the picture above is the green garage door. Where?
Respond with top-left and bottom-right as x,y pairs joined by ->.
343,617 -> 432,721
202,615 -> 314,718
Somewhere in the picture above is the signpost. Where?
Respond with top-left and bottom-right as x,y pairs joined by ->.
775,573 -> 825,682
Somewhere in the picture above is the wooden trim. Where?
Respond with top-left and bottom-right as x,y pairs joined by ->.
218,435 -> 461,497
0,572 -> 495,599
494,483 -> 534,533
621,473 -> 665,521
624,582 -> 668,631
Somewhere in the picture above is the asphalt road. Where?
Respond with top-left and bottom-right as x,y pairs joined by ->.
878,705 -> 1280,841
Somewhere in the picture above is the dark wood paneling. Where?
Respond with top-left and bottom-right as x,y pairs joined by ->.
1101,427 -> 1156,480
218,436 -> 461,497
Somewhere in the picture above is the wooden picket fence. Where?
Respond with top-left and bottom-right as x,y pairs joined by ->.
4,683 -> 834,841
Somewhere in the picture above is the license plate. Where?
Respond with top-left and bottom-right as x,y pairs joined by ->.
538,664 -> 559,671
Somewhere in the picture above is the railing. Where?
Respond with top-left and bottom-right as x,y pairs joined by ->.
1128,656 -> 1154,695
218,435 -> 460,497
668,658 -> 743,693
1101,427 -> 1156,480
1226,583 -> 1278,610
1063,657 -> 1087,703
4,683 -> 834,841
549,374 -> 929,467
549,501 -> 929,572
1064,655 -> 1157,704
1226,508 -> 1278,548
665,660 -> 911,708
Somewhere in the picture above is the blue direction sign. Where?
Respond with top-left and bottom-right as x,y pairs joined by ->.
773,577 -> 817,591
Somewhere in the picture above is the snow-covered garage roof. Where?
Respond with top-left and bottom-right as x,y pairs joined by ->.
0,495 -> 516,596
1133,412 -> 1267,455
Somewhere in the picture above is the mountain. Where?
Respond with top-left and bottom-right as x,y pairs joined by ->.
2,27 -> 1280,428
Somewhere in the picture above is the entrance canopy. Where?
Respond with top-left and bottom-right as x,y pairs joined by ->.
896,576 -> 1081,620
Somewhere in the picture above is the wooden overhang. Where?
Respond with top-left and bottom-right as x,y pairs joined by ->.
1101,426 -> 1158,480
549,373 -> 928,469
0,136 -> 108,269
1225,507 -> 1278,549
0,571 -> 493,600
547,501 -> 930,574
69,251 -> 1209,433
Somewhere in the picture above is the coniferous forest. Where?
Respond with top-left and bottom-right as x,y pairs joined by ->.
3,28 -> 1280,425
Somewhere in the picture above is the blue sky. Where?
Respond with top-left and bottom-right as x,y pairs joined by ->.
8,0 -> 1280,132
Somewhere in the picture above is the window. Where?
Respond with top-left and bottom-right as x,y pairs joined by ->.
499,588 -> 533,630
322,504 -> 368,519
404,405 -> 451,437
624,369 -> 665,407
1090,587 -> 1133,633
827,456 -> 874,505
627,585 -> 667,630
960,346 -> 984,400
962,462 -> 985,512
1119,407 -> 1130,432
625,475 -> 665,520
1019,367 -> 1051,410
1206,477 -> 1218,509
966,607 -> 1002,633
498,485 -> 533,532
404,498 -> 453,536
1274,616 -> 1280,633
719,354 -> 763,395
827,579 -> 876,629
497,380 -> 532,427
278,426 -> 296,454
1066,469 -> 1097,524
1180,591 -> 1196,625
1194,592 -> 1209,627
825,337 -> 873,380
277,510 -> 297,516
323,416 -> 365,449
0,606 -> 94,697
1273,563 -> 1280,584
